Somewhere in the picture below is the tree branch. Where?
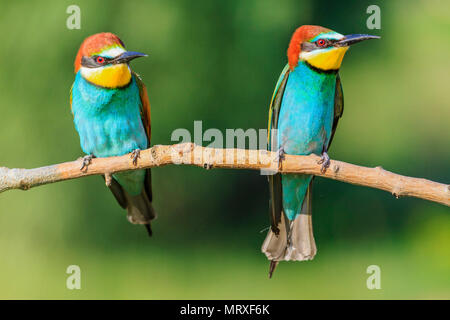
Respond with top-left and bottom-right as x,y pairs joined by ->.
0,143 -> 448,206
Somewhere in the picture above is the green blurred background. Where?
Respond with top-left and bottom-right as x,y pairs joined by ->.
0,0 -> 448,299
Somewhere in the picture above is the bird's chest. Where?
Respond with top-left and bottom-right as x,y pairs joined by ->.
72,75 -> 148,157
278,64 -> 336,155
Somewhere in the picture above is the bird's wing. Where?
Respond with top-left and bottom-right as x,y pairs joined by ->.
267,64 -> 290,150
267,64 -> 290,234
133,71 -> 153,201
327,73 -> 344,149
133,71 -> 152,141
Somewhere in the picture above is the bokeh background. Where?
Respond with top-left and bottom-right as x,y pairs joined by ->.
0,0 -> 448,299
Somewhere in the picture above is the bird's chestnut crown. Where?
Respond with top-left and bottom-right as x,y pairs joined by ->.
74,32 -> 147,88
287,25 -> 379,72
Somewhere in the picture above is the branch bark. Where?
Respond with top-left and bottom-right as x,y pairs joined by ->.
0,143 -> 448,206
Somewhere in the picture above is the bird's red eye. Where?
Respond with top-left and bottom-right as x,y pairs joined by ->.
316,39 -> 327,47
96,56 -> 105,64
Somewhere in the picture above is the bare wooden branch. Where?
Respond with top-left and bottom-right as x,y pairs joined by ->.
0,143 -> 448,206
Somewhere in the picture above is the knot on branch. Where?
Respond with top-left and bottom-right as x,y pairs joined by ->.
150,145 -> 160,162
333,164 -> 340,174
167,143 -> 195,165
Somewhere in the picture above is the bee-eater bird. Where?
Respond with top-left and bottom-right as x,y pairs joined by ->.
70,33 -> 155,235
261,25 -> 379,277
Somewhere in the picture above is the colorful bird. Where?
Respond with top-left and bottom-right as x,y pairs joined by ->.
70,33 -> 155,235
262,25 -> 379,277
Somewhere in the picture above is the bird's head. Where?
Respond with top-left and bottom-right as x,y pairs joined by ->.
287,25 -> 379,72
74,32 -> 147,88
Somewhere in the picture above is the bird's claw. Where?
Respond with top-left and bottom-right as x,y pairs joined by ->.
80,155 -> 93,171
276,147 -> 285,170
131,149 -> 141,166
318,152 -> 330,173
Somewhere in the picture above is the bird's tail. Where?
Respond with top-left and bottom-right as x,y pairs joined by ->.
124,189 -> 156,236
261,183 -> 316,274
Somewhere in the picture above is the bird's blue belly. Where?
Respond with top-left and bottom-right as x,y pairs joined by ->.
278,63 -> 336,155
71,73 -> 148,195
277,62 -> 337,220
71,73 -> 148,157
75,112 -> 147,157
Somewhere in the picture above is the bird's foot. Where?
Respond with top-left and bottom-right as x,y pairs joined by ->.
276,147 -> 285,171
268,260 -> 279,279
80,155 -> 94,171
131,149 -> 141,166
317,151 -> 330,173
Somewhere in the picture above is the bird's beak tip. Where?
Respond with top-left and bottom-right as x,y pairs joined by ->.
336,34 -> 381,47
126,51 -> 148,58
113,51 -> 148,64
134,52 -> 148,57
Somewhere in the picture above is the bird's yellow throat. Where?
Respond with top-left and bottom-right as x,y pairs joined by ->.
81,64 -> 132,88
302,46 -> 349,71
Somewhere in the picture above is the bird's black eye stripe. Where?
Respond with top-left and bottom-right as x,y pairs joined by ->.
81,55 -> 112,68
301,39 -> 338,52
301,42 -> 316,52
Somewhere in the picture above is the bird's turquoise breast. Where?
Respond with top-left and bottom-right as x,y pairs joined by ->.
278,61 -> 336,155
277,62 -> 337,220
71,72 -> 148,195
71,72 -> 148,157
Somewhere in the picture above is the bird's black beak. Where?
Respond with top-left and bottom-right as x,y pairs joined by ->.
335,34 -> 380,47
112,51 -> 147,64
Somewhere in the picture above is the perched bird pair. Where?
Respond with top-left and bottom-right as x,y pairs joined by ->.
70,28 -> 378,275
